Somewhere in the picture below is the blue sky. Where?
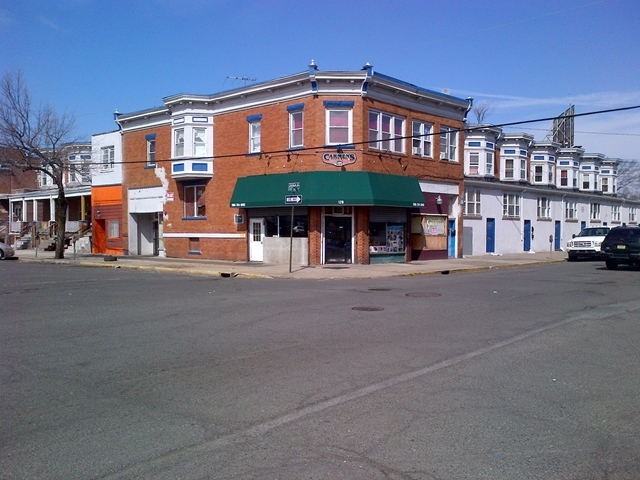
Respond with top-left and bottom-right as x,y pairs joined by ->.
1,0 -> 639,160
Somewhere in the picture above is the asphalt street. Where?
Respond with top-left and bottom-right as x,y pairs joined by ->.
2,260 -> 639,479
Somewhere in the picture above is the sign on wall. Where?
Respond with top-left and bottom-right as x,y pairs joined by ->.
322,152 -> 357,167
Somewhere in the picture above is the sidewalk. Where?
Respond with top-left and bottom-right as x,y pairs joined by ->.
11,247 -> 568,279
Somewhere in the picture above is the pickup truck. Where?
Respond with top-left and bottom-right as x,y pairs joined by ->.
566,226 -> 611,261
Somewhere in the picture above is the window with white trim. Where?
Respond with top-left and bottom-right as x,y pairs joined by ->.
412,121 -> 432,157
582,174 -> 590,190
486,152 -> 494,175
101,146 -> 115,169
612,205 -> 621,222
326,109 -> 352,145
503,193 -> 520,218
249,120 -> 261,153
520,159 -> 527,180
590,202 -> 600,220
601,177 -> 609,193
565,201 -> 577,219
147,138 -> 156,166
468,152 -> 479,175
560,170 -> 568,186
174,129 -> 185,157
504,159 -> 514,179
537,197 -> 550,218
439,126 -> 457,161
193,128 -> 206,157
629,207 -> 637,223
464,190 -> 481,216
289,111 -> 304,148
369,111 -> 404,153
184,184 -> 206,218
534,165 -> 543,183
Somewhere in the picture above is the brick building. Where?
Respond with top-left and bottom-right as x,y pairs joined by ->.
115,62 -> 472,265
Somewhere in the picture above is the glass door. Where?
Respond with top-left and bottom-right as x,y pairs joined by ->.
324,215 -> 352,264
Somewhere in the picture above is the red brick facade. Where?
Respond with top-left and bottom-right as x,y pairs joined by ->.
117,67 -> 468,264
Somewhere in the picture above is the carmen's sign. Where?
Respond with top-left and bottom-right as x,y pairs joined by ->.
322,152 -> 357,167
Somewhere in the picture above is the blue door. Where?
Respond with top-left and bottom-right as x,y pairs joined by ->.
524,220 -> 531,251
486,218 -> 495,253
555,221 -> 561,250
448,219 -> 456,258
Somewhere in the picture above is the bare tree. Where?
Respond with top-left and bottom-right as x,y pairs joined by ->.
472,101 -> 495,124
616,159 -> 640,199
0,70 -> 79,259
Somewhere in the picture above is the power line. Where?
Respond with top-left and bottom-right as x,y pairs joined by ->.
37,103 -> 640,167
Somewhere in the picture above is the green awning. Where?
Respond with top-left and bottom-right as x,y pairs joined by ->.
230,171 -> 425,208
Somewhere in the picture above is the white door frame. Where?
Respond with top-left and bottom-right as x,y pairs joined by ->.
249,217 -> 265,261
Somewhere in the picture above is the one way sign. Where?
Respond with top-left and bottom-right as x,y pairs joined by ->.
285,195 -> 303,204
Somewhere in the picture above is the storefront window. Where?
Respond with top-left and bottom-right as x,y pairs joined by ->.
265,215 -> 308,237
370,223 -> 405,253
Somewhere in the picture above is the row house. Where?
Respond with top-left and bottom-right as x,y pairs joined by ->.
463,126 -> 638,256
91,130 -> 124,255
114,62 -> 473,265
4,142 -> 92,248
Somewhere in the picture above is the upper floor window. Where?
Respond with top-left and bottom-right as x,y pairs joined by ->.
193,128 -> 206,157
146,134 -> 156,166
464,190 -> 481,216
534,165 -> 543,183
630,207 -> 637,223
503,193 -> 520,218
486,152 -> 494,175
102,146 -> 115,169
601,177 -> 609,193
246,114 -> 262,154
590,203 -> 600,220
560,170 -> 568,186
324,101 -> 354,146
439,126 -> 457,161
565,201 -> 577,219
290,111 -> 304,148
520,159 -> 527,180
469,152 -> 479,175
537,197 -> 550,218
174,129 -> 185,157
368,111 -> 404,153
504,159 -> 514,179
412,121 -> 432,157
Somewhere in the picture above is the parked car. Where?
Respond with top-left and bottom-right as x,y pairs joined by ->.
566,226 -> 611,261
600,226 -> 640,270
0,241 -> 15,260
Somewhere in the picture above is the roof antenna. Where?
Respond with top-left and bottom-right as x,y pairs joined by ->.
226,76 -> 257,86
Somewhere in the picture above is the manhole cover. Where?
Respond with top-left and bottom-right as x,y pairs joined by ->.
352,306 -> 385,311
368,288 -> 391,291
405,292 -> 442,298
